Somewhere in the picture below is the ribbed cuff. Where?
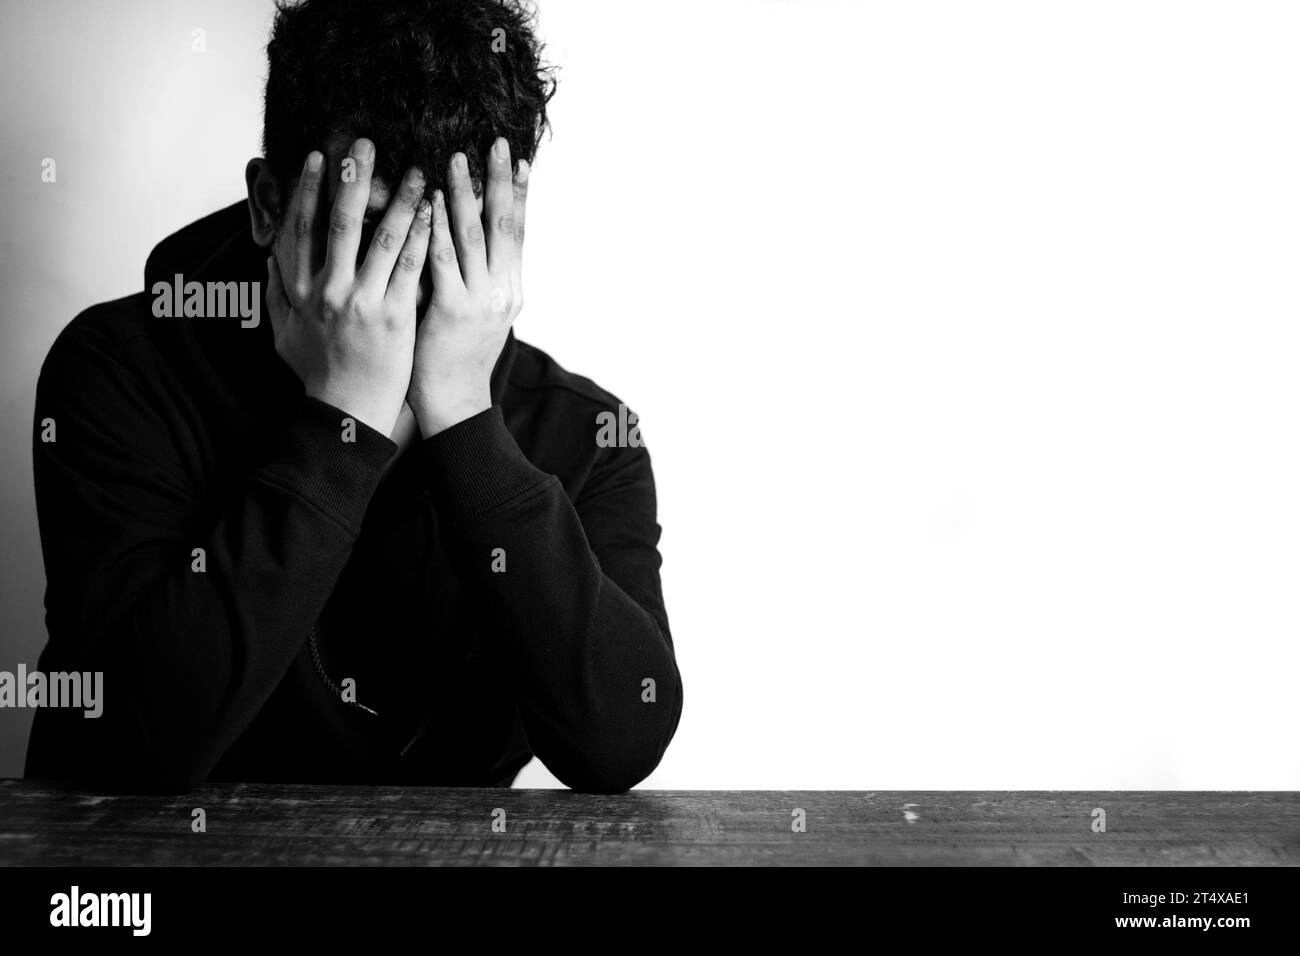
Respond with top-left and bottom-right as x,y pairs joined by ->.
417,405 -> 552,522
258,395 -> 397,533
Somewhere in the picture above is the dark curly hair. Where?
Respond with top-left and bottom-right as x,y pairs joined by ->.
262,0 -> 555,215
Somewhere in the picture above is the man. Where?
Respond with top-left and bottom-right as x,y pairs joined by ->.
26,0 -> 682,794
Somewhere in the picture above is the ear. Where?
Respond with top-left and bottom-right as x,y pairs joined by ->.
245,158 -> 282,248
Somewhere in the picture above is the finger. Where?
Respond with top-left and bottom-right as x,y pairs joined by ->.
510,159 -> 529,310
266,254 -> 290,344
427,189 -> 463,302
512,159 -> 529,261
323,137 -> 375,283
386,198 -> 432,310
358,166 -> 425,290
447,151 -> 487,287
484,138 -> 515,278
289,151 -> 324,295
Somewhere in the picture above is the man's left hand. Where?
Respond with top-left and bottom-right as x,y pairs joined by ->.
408,137 -> 529,437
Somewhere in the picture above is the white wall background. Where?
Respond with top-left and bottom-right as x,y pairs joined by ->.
1,0 -> 1297,789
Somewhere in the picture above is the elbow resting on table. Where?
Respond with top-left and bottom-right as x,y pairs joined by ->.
549,749 -> 666,795
538,678 -> 684,795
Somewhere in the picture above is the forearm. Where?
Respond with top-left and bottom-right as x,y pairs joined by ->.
419,407 -> 683,793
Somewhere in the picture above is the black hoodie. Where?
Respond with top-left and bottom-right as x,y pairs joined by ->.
25,201 -> 682,793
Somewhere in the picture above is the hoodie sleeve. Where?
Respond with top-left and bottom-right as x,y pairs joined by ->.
29,320 -> 395,792
415,405 -> 683,794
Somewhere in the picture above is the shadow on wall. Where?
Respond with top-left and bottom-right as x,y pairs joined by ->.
0,350 -> 47,779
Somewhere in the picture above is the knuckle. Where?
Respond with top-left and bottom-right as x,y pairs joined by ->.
372,227 -> 401,251
319,284 -> 347,313
328,210 -> 356,236
434,243 -> 458,265
464,222 -> 485,246
497,213 -> 515,235
293,216 -> 313,241
396,251 -> 422,273
515,222 -> 526,244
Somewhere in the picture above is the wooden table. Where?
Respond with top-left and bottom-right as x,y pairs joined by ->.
0,781 -> 1296,866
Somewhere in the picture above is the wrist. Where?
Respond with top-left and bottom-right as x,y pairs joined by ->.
305,384 -> 401,437
411,393 -> 491,437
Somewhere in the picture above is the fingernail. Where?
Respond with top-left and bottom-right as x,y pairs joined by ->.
517,159 -> 530,181
453,153 -> 468,175
354,139 -> 374,161
305,152 -> 323,172
494,138 -> 509,160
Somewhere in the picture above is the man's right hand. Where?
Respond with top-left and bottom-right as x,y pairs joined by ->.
265,138 -> 431,436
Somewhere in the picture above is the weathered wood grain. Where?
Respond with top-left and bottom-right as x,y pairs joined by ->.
0,781 -> 1295,866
